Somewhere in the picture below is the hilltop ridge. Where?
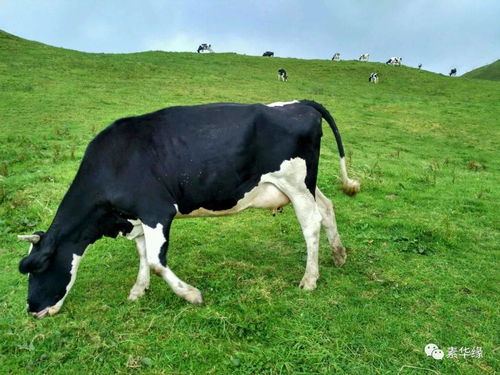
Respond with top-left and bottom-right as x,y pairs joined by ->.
462,59 -> 500,81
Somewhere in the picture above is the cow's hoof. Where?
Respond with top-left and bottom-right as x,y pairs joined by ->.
333,246 -> 347,267
184,287 -> 204,305
128,290 -> 144,301
299,276 -> 318,291
128,284 -> 149,301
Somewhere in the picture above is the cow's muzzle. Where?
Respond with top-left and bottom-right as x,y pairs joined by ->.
31,307 -> 49,319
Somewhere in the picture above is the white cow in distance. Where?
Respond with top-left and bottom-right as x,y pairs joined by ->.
369,72 -> 379,84
197,44 -> 214,53
359,53 -> 369,62
386,57 -> 402,66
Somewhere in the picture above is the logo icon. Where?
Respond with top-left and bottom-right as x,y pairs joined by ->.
425,344 -> 444,360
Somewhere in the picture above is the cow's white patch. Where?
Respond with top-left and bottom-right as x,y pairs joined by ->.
267,100 -> 299,107
47,252 -> 83,316
143,223 -> 165,265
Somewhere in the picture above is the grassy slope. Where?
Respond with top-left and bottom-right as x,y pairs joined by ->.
0,30 -> 499,374
462,59 -> 500,81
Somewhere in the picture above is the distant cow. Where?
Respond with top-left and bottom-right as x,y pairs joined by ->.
332,53 -> 340,61
359,53 -> 369,62
449,68 -> 457,76
263,51 -> 274,57
278,69 -> 288,81
368,72 -> 379,84
386,57 -> 402,66
18,100 -> 360,318
197,44 -> 213,53
418,64 -> 422,70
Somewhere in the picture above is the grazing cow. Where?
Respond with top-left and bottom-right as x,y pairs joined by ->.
18,100 -> 360,318
369,72 -> 379,84
449,68 -> 457,76
263,51 -> 274,57
278,69 -> 288,81
197,44 -> 213,53
332,53 -> 340,61
418,64 -> 422,70
386,57 -> 402,66
359,53 -> 369,62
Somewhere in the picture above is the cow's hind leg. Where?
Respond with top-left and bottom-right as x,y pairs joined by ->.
142,219 -> 203,305
288,188 -> 322,290
263,159 -> 322,290
315,187 -> 347,266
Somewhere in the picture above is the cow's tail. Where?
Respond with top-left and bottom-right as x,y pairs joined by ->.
300,100 -> 361,196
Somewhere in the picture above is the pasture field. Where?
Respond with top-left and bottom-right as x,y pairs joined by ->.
0,31 -> 499,374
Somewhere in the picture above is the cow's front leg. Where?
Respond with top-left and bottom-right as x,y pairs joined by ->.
128,234 -> 150,300
142,220 -> 203,305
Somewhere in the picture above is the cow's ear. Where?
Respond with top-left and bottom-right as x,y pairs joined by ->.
19,251 -> 52,274
18,233 -> 53,274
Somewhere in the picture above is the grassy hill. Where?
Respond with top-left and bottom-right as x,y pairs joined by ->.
0,30 -> 499,374
462,59 -> 500,81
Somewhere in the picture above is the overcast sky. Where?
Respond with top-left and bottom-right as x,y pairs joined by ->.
1,0 -> 499,75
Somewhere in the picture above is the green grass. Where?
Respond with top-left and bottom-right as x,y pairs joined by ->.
0,30 -> 499,374
462,60 -> 500,81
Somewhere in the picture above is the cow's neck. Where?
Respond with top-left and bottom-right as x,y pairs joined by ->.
46,182 -> 106,250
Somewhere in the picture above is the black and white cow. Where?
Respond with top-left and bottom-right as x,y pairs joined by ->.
359,53 -> 369,62
449,68 -> 457,76
263,51 -> 274,57
332,53 -> 340,61
197,44 -> 213,53
369,72 -> 379,83
386,57 -> 402,66
418,64 -> 422,70
18,100 -> 360,318
278,69 -> 288,81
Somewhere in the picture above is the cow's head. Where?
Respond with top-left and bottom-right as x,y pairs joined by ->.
18,232 -> 81,318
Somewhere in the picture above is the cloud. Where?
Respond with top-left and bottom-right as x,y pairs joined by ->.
0,0 -> 499,73
144,33 -> 199,52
